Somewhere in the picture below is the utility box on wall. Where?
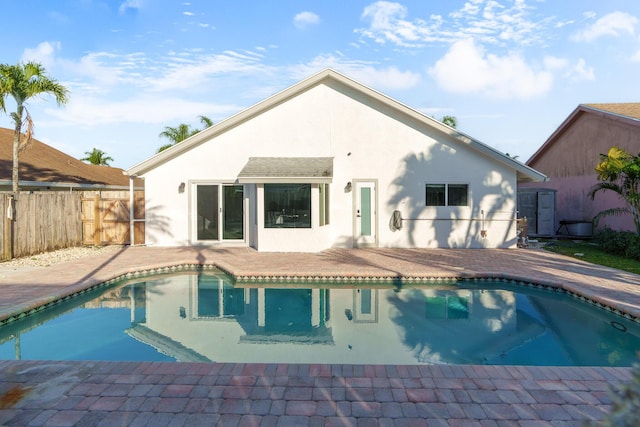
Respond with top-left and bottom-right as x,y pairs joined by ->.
517,189 -> 556,237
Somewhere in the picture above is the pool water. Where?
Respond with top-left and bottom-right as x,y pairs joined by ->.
0,271 -> 638,366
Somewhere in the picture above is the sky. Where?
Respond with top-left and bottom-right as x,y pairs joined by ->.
1,0 -> 640,169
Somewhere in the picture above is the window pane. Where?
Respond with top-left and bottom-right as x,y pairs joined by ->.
425,296 -> 447,319
425,184 -> 445,206
223,185 -> 244,240
448,184 -> 468,206
360,187 -> 372,236
360,289 -> 372,315
319,184 -> 330,226
197,276 -> 220,317
264,184 -> 311,228
197,185 -> 218,240
447,295 -> 469,319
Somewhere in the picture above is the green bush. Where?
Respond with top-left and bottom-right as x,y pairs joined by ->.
595,229 -> 640,261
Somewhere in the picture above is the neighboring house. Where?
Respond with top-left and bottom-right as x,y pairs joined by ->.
0,127 -> 139,190
522,103 -> 640,234
126,69 -> 545,252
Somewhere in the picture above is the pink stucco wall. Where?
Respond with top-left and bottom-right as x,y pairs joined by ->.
520,175 -> 634,232
524,108 -> 639,233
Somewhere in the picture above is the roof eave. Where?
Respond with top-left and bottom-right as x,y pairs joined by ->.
0,179 -> 144,190
237,177 -> 333,184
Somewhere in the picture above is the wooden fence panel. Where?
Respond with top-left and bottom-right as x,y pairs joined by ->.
0,190 -> 144,262
81,191 -> 145,245
0,192 -> 83,260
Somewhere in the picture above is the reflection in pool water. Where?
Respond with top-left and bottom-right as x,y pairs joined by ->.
0,271 -> 638,366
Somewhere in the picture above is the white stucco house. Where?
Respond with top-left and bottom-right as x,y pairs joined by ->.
126,69 -> 546,252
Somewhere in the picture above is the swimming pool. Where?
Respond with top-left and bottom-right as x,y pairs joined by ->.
0,270 -> 638,366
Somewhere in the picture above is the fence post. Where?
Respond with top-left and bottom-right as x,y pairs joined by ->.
3,194 -> 14,260
93,192 -> 101,246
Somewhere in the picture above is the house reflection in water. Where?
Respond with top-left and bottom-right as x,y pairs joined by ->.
122,273 -> 559,365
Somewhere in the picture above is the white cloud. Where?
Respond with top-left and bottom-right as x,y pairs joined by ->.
291,54 -> 421,91
119,0 -> 143,15
429,39 -> 553,99
567,58 -> 595,81
543,55 -> 568,70
146,51 -> 266,92
183,11 -> 195,16
45,95 -> 240,126
358,1 -> 435,47
571,11 -> 638,42
21,41 -> 61,69
294,12 -> 320,29
543,56 -> 594,81
357,0 -> 555,47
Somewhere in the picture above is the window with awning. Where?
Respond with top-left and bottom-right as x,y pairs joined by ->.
237,157 -> 333,184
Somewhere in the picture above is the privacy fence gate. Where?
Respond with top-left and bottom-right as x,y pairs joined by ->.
1,190 -> 144,261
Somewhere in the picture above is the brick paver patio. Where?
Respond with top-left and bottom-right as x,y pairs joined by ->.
0,246 -> 639,426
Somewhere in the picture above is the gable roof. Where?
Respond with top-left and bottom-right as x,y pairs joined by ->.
0,127 -> 140,190
127,68 -> 546,183
527,103 -> 640,166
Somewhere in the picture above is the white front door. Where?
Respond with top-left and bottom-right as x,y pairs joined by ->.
354,181 -> 377,247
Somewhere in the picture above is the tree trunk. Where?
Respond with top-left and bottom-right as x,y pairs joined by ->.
11,105 -> 23,194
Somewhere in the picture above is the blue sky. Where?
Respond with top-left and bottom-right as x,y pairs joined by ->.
1,0 -> 640,168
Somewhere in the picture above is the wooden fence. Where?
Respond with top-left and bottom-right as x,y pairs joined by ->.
80,190 -> 145,246
0,190 -> 145,261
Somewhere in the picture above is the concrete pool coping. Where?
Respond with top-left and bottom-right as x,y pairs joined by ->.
0,246 -> 639,425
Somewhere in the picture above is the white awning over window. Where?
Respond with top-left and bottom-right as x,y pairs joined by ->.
237,157 -> 333,183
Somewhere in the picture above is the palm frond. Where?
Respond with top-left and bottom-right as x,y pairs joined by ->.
588,182 -> 624,200
593,207 -> 632,228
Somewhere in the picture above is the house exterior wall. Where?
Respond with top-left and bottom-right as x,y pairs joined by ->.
523,112 -> 639,232
142,81 -> 519,251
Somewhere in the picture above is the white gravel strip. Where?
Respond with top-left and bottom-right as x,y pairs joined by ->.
0,245 -> 124,277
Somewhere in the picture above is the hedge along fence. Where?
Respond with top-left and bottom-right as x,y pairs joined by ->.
1,192 -> 83,261
1,190 -> 145,261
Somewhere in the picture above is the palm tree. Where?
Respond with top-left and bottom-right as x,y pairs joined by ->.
0,62 -> 69,192
588,146 -> 640,234
441,115 -> 457,129
198,115 -> 213,128
82,148 -> 114,166
157,115 -> 213,153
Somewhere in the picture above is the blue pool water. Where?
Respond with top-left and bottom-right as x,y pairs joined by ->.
0,271 -> 638,366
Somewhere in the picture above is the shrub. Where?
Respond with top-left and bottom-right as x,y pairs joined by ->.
595,229 -> 640,261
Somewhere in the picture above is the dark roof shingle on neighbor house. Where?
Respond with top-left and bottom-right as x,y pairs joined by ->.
0,127 -> 140,189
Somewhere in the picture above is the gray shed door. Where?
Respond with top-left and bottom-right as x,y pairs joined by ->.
537,192 -> 555,236
518,192 -> 538,235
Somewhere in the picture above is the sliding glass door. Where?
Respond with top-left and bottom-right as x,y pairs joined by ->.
195,184 -> 244,242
